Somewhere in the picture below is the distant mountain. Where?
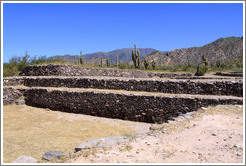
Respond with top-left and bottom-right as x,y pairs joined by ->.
50,37 -> 242,67
144,37 -> 243,66
50,48 -> 158,64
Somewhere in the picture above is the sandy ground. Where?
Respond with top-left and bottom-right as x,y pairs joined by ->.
70,105 -> 244,164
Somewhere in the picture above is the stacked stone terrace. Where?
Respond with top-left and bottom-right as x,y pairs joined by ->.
3,64 -> 243,123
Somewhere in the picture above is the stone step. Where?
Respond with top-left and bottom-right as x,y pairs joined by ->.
215,72 -> 243,77
3,87 -> 23,105
4,76 -> 243,97
18,87 -> 243,124
20,64 -> 193,78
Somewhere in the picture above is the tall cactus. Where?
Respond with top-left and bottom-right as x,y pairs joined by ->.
100,56 -> 103,67
116,55 -> 119,67
107,57 -> 111,67
79,50 -> 84,65
132,44 -> 140,69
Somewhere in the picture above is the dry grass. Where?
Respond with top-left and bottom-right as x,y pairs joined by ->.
3,104 -> 134,163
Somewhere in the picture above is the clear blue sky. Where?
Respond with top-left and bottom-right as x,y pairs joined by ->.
3,3 -> 243,63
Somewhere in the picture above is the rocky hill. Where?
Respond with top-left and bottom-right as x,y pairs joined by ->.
144,37 -> 243,66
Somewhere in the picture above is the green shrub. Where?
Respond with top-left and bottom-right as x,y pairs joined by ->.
156,65 -> 169,70
152,61 -> 156,70
3,63 -> 19,77
170,67 -> 178,72
195,64 -> 209,76
144,59 -> 149,70
118,63 -> 128,69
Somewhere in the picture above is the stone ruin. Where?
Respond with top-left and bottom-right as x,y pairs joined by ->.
3,64 -> 243,124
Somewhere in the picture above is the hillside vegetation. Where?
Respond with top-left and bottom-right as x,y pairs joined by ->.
3,36 -> 243,77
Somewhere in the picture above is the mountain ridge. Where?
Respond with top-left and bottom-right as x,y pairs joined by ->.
144,36 -> 243,66
50,36 -> 243,67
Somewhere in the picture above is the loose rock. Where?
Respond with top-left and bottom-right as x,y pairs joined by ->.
75,136 -> 128,152
41,151 -> 68,161
12,156 -> 37,163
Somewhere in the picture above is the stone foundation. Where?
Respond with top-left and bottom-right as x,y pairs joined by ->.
20,64 -> 193,78
3,76 -> 243,97
3,64 -> 243,124
3,77 -> 24,86
3,87 -> 23,105
22,87 -> 242,124
215,72 -> 243,77
23,77 -> 243,97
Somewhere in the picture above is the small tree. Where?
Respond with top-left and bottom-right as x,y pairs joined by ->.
152,61 -> 156,70
18,51 -> 30,71
144,59 -> 149,70
195,55 -> 209,76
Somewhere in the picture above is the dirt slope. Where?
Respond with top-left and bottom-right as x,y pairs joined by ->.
70,105 -> 244,164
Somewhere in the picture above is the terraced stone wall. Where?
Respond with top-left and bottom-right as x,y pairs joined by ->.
215,72 -> 243,77
23,77 -> 243,97
20,64 -> 192,78
22,88 -> 242,124
3,77 -> 24,86
3,87 -> 23,105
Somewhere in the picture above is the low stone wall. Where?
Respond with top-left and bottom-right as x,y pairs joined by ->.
215,72 -> 243,77
23,77 -> 243,97
3,87 -> 23,105
3,77 -> 24,86
20,64 -> 193,78
22,88 -> 242,124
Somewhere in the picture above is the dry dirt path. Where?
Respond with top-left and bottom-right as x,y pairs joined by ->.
70,105 -> 244,164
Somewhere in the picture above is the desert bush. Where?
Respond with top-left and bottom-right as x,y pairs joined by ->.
195,64 -> 209,76
152,61 -> 156,70
144,59 -> 149,70
195,55 -> 209,76
3,63 -> 19,77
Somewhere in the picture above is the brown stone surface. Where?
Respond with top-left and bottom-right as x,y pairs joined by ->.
3,76 -> 243,97
20,64 -> 192,78
3,87 -> 23,105
20,87 -> 242,124
22,76 -> 243,97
